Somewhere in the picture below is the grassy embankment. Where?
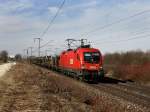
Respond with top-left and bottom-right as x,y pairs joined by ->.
0,63 -> 139,112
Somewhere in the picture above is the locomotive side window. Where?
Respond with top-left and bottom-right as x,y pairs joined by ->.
84,52 -> 100,63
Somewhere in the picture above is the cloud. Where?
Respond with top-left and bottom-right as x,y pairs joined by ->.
48,6 -> 59,14
66,0 -> 98,10
0,0 -> 33,15
0,0 -> 150,55
48,0 -> 150,53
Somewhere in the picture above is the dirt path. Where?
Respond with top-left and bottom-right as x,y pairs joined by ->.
0,62 -> 16,77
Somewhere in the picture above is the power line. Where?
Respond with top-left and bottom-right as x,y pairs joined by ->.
40,40 -> 54,48
94,27 -> 150,44
94,33 -> 150,46
40,0 -> 66,38
31,40 -> 56,56
28,3 -> 150,55
31,0 -> 65,56
79,9 -> 150,37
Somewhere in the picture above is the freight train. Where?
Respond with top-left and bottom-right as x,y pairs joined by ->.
32,39 -> 104,82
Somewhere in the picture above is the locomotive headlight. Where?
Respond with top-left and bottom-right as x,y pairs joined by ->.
99,66 -> 103,70
81,64 -> 85,69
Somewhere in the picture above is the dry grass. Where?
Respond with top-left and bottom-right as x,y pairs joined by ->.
0,63 -> 144,112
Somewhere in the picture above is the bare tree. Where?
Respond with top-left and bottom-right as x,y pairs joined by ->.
0,50 -> 8,63
15,54 -> 22,61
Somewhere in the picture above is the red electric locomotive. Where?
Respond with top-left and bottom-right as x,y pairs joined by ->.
59,44 -> 104,82
31,39 -> 104,82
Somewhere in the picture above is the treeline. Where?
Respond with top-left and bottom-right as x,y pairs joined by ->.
104,50 -> 150,84
0,50 -> 22,63
0,50 -> 8,63
104,50 -> 150,65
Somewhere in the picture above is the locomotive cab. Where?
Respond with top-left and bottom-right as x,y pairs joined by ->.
76,48 -> 104,82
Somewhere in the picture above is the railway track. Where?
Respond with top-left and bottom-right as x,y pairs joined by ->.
53,67 -> 150,109
119,82 -> 150,94
91,82 -> 150,109
35,65 -> 150,109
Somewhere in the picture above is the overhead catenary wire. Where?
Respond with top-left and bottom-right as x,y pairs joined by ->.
26,3 -> 150,56
93,27 -> 150,44
93,33 -> 150,46
40,0 -> 66,38
78,9 -> 150,37
74,9 -> 150,47
30,0 -> 66,56
40,40 -> 54,48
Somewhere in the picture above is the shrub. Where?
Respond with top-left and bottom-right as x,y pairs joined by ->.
104,50 -> 150,83
15,54 -> 22,61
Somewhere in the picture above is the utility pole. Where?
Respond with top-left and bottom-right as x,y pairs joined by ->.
24,49 -> 29,58
34,38 -> 42,57
23,49 -> 26,58
28,47 -> 33,57
27,49 -> 29,58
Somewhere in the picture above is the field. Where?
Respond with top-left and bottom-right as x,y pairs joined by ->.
0,63 -> 148,112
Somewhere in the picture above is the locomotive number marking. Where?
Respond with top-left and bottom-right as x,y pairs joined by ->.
70,59 -> 74,64
90,66 -> 96,69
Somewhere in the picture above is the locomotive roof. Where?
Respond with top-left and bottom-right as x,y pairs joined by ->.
62,47 -> 100,54
76,47 -> 100,51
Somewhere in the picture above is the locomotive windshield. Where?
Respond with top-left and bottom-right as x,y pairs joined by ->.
84,52 -> 100,63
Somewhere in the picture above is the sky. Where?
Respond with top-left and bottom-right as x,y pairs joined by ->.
0,0 -> 150,56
